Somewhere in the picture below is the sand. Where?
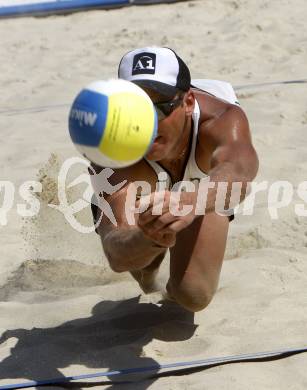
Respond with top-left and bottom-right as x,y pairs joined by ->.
0,0 -> 307,388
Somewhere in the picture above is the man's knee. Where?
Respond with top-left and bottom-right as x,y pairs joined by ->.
167,278 -> 216,312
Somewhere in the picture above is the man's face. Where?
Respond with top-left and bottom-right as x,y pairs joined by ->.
142,88 -> 194,161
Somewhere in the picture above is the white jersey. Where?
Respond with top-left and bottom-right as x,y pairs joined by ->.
145,79 -> 240,189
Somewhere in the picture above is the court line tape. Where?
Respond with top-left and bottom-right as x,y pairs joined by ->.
0,346 -> 306,389
234,78 -> 307,90
0,0 -> 188,18
0,79 -> 306,117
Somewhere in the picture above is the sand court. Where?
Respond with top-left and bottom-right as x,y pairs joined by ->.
0,0 -> 307,388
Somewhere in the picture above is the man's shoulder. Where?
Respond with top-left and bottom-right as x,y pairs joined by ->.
195,89 -> 236,133
196,98 -> 250,149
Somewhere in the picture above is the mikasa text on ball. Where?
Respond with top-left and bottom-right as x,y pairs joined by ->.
69,79 -> 157,168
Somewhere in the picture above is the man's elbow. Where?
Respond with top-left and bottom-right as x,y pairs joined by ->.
109,260 -> 127,273
232,152 -> 259,204
237,147 -> 259,183
248,147 -> 259,181
102,244 -> 127,273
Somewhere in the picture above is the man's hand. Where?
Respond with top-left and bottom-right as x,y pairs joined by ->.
137,190 -> 197,247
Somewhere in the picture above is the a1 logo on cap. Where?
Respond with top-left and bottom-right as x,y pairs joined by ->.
132,52 -> 156,75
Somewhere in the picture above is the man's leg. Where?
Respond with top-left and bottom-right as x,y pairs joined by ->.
167,212 -> 229,312
130,251 -> 166,293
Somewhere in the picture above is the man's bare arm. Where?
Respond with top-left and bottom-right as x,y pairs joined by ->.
132,105 -> 259,234
92,165 -> 170,272
199,104 -> 259,213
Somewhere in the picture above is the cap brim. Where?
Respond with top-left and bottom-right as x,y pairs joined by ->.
132,80 -> 178,99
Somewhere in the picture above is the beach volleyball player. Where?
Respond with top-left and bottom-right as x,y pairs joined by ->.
90,47 -> 259,312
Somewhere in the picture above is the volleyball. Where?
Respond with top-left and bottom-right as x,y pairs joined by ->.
68,79 -> 157,168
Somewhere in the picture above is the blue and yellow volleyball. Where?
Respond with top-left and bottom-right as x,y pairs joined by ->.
69,79 -> 157,168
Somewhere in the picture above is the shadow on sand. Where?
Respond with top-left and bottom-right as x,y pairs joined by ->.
0,296 -> 197,389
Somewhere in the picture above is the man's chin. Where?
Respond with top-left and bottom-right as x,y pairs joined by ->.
145,145 -> 167,161
145,151 -> 165,162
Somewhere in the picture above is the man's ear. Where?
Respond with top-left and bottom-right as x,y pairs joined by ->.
184,89 -> 195,116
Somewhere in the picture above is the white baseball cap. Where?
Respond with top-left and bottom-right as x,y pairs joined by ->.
118,46 -> 191,98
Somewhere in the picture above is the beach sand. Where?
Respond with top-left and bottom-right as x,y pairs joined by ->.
0,0 -> 307,388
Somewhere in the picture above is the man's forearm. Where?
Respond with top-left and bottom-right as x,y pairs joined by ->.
102,227 -> 166,272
